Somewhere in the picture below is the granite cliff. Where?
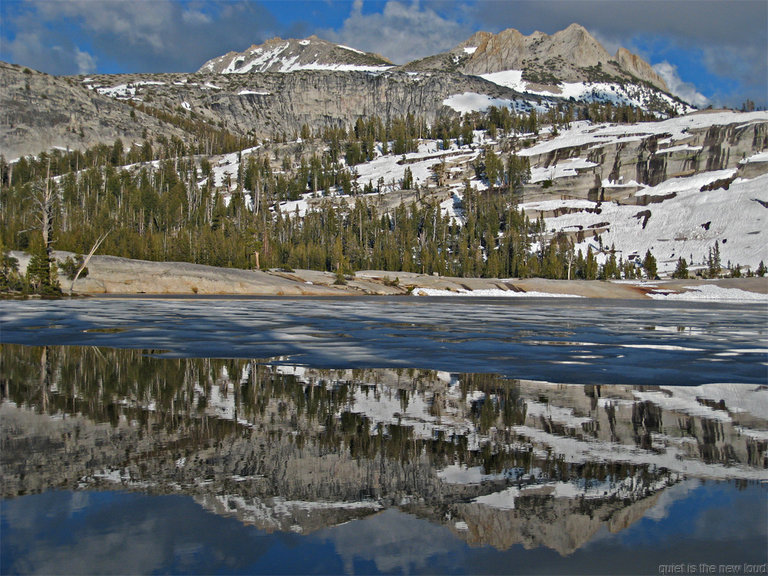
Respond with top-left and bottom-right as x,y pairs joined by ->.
1,23 -> 682,160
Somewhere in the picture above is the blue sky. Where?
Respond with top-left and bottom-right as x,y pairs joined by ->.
1,0 -> 765,108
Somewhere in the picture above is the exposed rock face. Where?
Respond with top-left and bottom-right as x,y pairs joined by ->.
0,62 -> 189,159
80,69 -> 515,142
616,47 -> 668,90
409,23 -> 668,92
1,60 -> 518,158
521,113 -> 768,202
199,35 -> 392,74
461,24 -> 613,78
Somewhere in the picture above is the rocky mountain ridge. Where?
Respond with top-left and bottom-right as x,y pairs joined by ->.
0,62 -> 192,160
199,35 -> 393,74
404,23 -> 668,91
0,61 -> 525,159
0,23 -> 688,159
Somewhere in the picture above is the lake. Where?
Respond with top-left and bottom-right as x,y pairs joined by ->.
1,297 -> 767,574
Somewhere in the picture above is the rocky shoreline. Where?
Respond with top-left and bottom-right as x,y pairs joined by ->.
9,251 -> 768,300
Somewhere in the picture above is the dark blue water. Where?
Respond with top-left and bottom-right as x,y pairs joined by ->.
2,483 -> 766,575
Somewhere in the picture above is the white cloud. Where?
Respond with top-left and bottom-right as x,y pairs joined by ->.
322,0 -> 472,64
75,48 -> 97,75
653,61 -> 709,108
182,9 -> 212,26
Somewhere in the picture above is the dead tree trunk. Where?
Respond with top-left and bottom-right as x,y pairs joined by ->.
69,229 -> 111,294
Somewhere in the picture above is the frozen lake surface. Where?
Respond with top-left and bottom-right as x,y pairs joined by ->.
1,296 -> 766,385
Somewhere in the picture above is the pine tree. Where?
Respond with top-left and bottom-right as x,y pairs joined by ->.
584,246 -> 598,280
706,241 -> 722,278
401,167 -> 413,190
672,257 -> 688,279
600,245 -> 619,279
26,240 -> 60,296
642,249 -> 658,280
0,238 -> 24,293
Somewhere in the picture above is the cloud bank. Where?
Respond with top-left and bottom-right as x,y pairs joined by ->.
320,0 -> 473,64
1,0 -> 280,75
0,0 -> 764,108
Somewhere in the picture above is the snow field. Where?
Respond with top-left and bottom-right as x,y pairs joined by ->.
517,111 -> 768,157
647,284 -> 768,302
531,171 -> 768,275
480,69 -> 693,113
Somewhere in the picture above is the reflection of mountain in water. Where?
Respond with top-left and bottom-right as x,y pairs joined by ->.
1,345 -> 766,555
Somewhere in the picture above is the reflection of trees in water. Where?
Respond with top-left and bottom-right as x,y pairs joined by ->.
1,344 -> 766,552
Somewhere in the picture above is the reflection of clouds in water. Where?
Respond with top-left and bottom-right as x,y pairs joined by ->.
642,480 -> 768,541
1,492 -> 276,575
643,479 -> 701,521
2,491 -> 93,533
3,493 -> 165,575
318,509 -> 464,574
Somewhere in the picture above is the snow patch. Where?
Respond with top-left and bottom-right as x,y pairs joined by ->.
530,158 -> 598,183
338,44 -> 366,55
413,288 -> 583,298
531,170 -> 768,275
443,92 -> 514,114
648,284 -> 768,302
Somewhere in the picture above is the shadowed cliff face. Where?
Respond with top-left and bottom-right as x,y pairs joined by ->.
2,345 -> 765,555
81,69 -> 516,140
519,117 -> 768,203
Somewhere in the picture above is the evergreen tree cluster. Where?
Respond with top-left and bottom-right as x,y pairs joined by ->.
1,101 -> 685,295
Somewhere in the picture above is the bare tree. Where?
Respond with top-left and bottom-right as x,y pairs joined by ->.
27,159 -> 60,294
34,159 -> 56,260
69,229 -> 111,294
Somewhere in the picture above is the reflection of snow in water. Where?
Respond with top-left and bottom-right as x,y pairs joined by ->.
179,360 -> 768,483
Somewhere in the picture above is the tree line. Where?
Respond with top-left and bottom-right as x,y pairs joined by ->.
1,102 -> 689,296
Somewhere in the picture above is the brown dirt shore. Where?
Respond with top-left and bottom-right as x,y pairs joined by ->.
10,251 -> 768,299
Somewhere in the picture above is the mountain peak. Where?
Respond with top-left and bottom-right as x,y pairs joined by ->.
198,36 -> 392,75
411,23 -> 667,92
459,24 -> 612,78
561,22 -> 591,36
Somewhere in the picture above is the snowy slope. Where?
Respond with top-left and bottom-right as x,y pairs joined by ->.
480,70 -> 693,114
517,111 -> 768,157
523,171 -> 768,274
199,36 -> 392,75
